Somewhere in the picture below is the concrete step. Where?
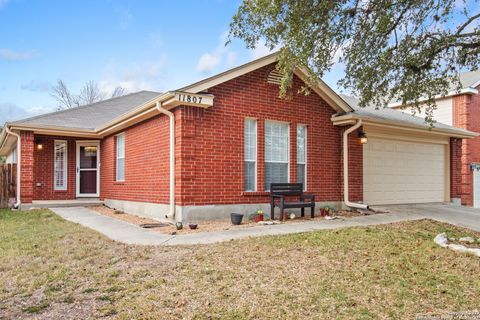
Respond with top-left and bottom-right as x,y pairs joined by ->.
22,199 -> 103,210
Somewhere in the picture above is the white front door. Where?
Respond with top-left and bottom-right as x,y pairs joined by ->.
76,141 -> 100,197
474,169 -> 480,208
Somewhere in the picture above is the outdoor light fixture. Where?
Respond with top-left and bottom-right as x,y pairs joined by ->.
35,139 -> 43,151
358,130 -> 368,144
470,163 -> 480,171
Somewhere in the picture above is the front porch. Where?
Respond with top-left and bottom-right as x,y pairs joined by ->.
19,132 -> 102,205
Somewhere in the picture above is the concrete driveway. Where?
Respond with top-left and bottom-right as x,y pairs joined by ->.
384,203 -> 480,232
51,203 -> 480,246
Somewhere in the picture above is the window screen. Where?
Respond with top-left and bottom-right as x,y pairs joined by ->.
244,119 -> 257,191
116,133 -> 125,181
265,121 -> 289,190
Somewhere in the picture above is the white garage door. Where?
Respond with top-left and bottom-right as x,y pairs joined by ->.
363,137 -> 446,205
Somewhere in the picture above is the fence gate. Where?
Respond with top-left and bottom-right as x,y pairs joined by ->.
0,164 -> 16,208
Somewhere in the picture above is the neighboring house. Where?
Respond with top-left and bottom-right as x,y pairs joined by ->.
390,70 -> 480,207
0,53 -> 476,222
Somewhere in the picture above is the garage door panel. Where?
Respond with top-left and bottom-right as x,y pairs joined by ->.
363,137 -> 446,205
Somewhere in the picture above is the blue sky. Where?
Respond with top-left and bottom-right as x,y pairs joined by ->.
0,0 -> 346,125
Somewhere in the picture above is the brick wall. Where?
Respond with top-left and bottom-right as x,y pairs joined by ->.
452,87 -> 480,205
32,135 -> 78,200
450,137 -> 463,200
21,63 -> 364,208
100,115 -> 171,204
20,131 -> 34,203
174,63 -> 360,206
345,127 -> 363,201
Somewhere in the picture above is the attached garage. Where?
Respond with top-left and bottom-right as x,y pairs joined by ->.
332,95 -> 478,208
363,134 -> 448,205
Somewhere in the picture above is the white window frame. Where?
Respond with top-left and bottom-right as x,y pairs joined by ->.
116,133 -> 125,182
54,140 -> 68,191
244,118 -> 257,191
264,120 -> 290,191
297,124 -> 307,191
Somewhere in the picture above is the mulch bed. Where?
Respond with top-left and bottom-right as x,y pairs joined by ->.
90,205 -> 382,235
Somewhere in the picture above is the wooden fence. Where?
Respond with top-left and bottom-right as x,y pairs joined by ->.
0,164 -> 16,208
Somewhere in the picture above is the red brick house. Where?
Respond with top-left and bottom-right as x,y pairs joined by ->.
0,54 -> 476,222
390,71 -> 480,207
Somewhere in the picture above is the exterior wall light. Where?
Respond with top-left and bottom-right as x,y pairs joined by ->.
358,130 -> 368,144
35,138 -> 44,151
470,163 -> 480,171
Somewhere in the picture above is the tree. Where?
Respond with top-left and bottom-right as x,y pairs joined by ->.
51,80 -> 126,110
229,0 -> 480,124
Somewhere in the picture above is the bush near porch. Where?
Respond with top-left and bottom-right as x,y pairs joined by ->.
0,209 -> 479,319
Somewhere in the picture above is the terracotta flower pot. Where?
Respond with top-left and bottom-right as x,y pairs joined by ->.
253,214 -> 264,223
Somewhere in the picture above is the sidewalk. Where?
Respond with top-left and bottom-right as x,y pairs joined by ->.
51,206 -> 430,246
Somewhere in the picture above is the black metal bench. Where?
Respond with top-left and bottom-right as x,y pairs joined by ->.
270,183 -> 315,221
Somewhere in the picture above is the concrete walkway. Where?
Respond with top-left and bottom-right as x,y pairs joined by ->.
50,203 -> 480,246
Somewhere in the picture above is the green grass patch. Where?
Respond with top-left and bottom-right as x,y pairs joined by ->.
22,301 -> 49,314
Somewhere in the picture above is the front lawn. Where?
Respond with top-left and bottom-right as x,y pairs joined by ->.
1,209 -> 479,319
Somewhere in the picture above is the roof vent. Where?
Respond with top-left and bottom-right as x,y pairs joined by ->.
267,69 -> 282,85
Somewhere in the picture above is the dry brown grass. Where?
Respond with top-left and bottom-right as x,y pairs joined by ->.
1,209 -> 479,319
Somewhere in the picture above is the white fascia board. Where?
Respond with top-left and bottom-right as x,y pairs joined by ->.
470,80 -> 480,89
331,113 -> 478,138
180,53 -> 278,93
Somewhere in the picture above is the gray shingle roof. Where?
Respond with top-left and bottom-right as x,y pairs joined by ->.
339,94 -> 474,134
12,90 -> 161,131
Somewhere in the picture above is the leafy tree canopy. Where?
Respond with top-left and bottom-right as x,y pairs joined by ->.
229,0 -> 480,123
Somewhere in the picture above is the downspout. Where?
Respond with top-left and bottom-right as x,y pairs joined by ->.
5,127 -> 21,209
343,119 -> 369,210
155,102 -> 175,220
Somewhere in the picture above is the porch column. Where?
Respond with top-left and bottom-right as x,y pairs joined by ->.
450,137 -> 463,204
20,131 -> 34,204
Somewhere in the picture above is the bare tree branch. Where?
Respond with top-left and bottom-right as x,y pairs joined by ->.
51,80 -> 127,110
50,80 -> 79,110
78,80 -> 105,106
111,86 -> 127,98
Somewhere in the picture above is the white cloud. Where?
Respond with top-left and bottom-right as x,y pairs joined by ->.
196,53 -> 221,73
98,54 -> 168,95
148,32 -> 164,49
249,42 -> 275,60
0,48 -> 35,61
21,80 -> 51,92
195,31 -> 237,73
226,51 -> 237,67
117,7 -> 133,30
0,103 -> 53,125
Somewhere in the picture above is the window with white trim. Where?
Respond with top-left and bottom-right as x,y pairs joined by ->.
116,133 -> 125,181
244,119 -> 257,191
265,121 -> 290,190
54,140 -> 67,190
297,125 -> 307,190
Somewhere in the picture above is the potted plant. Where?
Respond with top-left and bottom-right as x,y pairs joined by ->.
321,205 -> 335,217
231,213 -> 244,225
249,209 -> 264,223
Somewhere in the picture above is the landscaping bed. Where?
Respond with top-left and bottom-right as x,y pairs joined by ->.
1,209 -> 479,319
91,205 -> 378,235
